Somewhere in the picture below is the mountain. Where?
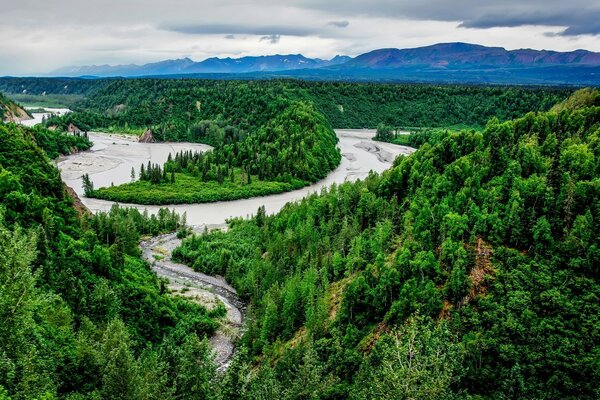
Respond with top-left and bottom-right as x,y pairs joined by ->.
44,43 -> 600,84
50,54 -> 352,77
343,42 -> 600,69
273,42 -> 600,85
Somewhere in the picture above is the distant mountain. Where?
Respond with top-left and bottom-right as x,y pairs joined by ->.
343,43 -> 600,69
279,43 -> 600,85
45,43 -> 600,84
50,54 -> 352,77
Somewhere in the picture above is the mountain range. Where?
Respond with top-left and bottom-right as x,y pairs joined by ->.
48,43 -> 600,84
51,54 -> 352,77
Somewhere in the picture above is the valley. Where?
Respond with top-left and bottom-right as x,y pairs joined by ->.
2,1 -> 600,398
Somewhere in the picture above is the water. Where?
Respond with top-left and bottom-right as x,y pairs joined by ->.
20,108 -> 71,127
58,130 -> 415,225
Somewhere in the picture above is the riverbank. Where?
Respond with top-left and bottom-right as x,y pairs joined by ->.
140,227 -> 244,369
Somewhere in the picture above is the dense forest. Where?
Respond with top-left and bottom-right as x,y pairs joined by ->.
0,78 -> 572,130
0,122 -> 226,399
18,79 -> 567,204
1,81 -> 598,399
171,89 -> 600,399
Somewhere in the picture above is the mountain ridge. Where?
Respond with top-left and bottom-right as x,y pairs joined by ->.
343,42 -> 600,69
39,42 -> 600,84
50,54 -> 352,77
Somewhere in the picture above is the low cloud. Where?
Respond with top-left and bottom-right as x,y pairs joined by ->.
161,23 -> 315,37
259,34 -> 281,44
327,20 -> 349,28
224,34 -> 236,39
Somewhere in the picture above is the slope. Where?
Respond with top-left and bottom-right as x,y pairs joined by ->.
174,89 -> 600,399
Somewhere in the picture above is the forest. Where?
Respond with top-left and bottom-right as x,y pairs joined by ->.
0,122 -> 225,399
171,88 -> 600,399
89,100 -> 341,204
0,84 -> 598,399
24,79 -> 568,204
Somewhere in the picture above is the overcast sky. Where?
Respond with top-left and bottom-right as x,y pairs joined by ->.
1,0 -> 599,75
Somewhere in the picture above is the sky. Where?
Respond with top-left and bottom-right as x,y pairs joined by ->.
1,0 -> 599,75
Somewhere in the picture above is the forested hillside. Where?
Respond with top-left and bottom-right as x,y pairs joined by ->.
26,79 -> 567,204
32,79 -> 571,131
0,78 -> 571,131
0,123 -> 225,399
172,89 -> 600,399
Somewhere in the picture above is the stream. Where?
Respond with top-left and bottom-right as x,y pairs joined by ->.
140,227 -> 244,369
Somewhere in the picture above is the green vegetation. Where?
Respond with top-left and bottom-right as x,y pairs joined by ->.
0,122 -> 224,399
27,124 -> 92,158
171,89 -> 600,399
37,79 -> 566,205
6,94 -> 86,108
93,173 -> 301,205
0,78 -> 571,130
1,79 -> 596,399
85,97 -> 340,204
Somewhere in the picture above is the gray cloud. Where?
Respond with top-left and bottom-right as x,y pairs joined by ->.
224,34 -> 236,39
327,20 -> 349,28
259,34 -> 281,44
457,9 -> 600,36
302,0 -> 600,36
161,23 -> 316,37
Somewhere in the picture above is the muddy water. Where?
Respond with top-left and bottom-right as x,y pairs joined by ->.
20,108 -> 71,127
58,129 -> 414,225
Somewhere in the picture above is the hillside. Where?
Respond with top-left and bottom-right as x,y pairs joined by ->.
345,42 -> 600,69
0,122 -> 224,399
0,93 -> 31,122
173,89 -> 600,399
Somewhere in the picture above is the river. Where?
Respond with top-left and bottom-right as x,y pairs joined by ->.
58,130 -> 414,225
57,127 -> 414,368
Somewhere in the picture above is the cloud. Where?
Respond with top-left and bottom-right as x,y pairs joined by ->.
302,0 -> 600,36
327,20 -> 349,28
259,34 -> 281,44
457,9 -> 600,36
224,34 -> 236,39
161,23 -> 316,37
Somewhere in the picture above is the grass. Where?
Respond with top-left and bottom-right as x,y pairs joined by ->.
8,94 -> 85,108
91,173 -> 307,205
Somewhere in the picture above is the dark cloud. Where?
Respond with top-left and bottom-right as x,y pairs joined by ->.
259,34 -> 281,44
327,20 -> 349,28
224,34 -> 236,39
458,10 -> 600,36
161,23 -> 315,37
301,0 -> 600,36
